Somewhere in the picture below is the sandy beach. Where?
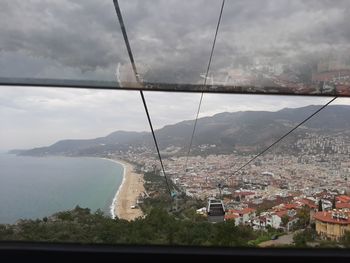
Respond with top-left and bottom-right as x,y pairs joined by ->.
110,159 -> 145,221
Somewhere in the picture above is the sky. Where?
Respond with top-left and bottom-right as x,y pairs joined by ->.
1,0 -> 350,150
1,86 -> 349,150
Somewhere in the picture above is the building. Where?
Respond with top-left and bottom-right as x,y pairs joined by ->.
274,210 -> 299,231
312,69 -> 350,83
252,215 -> 269,230
252,209 -> 298,231
224,212 -> 240,226
314,210 -> 350,240
252,212 -> 277,231
224,208 -> 256,226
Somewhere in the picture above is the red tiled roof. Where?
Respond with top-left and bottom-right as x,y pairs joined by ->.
284,203 -> 299,210
227,209 -> 240,214
225,213 -> 239,220
299,198 -> 317,209
336,203 -> 350,209
314,211 -> 350,225
336,195 -> 350,203
241,207 -> 256,214
227,208 -> 255,215
275,210 -> 288,218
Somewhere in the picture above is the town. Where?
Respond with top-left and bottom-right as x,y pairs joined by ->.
109,130 -> 350,242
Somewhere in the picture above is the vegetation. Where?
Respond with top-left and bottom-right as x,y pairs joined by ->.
296,207 -> 310,228
293,228 -> 317,247
0,206 -> 260,247
318,200 -> 323,211
143,170 -> 179,196
0,204 -> 320,248
332,197 -> 336,210
248,231 -> 276,246
341,231 -> 350,248
281,215 -> 289,227
141,171 -> 206,219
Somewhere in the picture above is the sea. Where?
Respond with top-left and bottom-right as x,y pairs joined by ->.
0,153 -> 124,224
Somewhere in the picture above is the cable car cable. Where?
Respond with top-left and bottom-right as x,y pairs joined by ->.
184,0 -> 226,169
228,96 -> 337,179
113,0 -> 172,197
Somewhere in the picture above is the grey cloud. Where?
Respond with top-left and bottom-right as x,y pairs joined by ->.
1,0 -> 350,83
0,0 -> 125,78
119,0 -> 350,83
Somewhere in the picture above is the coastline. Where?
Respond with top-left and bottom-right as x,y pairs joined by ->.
108,159 -> 126,219
103,158 -> 145,221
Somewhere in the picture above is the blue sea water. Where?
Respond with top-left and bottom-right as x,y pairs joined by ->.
0,154 -> 123,223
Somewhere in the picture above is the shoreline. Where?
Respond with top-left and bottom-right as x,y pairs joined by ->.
107,159 -> 126,219
102,157 -> 144,221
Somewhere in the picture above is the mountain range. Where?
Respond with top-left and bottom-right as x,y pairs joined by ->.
11,105 -> 350,157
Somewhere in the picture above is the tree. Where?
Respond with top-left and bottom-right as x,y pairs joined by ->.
281,215 -> 289,227
332,197 -> 336,209
297,207 -> 310,228
318,200 -> 323,212
293,228 -> 318,247
266,225 -> 273,233
293,231 -> 307,247
341,231 -> 350,248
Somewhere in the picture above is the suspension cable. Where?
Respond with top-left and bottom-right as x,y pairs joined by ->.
184,0 -> 226,169
228,96 -> 337,178
113,0 -> 172,197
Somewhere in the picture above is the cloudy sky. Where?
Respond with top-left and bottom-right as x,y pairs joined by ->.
1,0 -> 350,150
1,86 -> 349,151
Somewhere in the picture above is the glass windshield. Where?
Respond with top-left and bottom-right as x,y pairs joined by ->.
1,0 -> 349,94
1,0 -> 350,250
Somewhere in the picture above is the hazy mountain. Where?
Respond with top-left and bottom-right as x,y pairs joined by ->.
11,131 -> 151,156
13,105 -> 350,156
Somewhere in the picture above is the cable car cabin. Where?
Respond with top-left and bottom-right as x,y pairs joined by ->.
207,198 -> 225,223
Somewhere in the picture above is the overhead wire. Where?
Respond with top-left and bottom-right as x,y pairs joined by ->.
184,0 -> 226,169
228,96 -> 338,179
113,0 -> 334,198
113,0 -> 172,197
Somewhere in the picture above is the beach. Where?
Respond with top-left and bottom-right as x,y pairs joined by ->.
110,159 -> 145,221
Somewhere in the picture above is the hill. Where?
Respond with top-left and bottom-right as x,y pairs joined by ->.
13,105 -> 350,156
